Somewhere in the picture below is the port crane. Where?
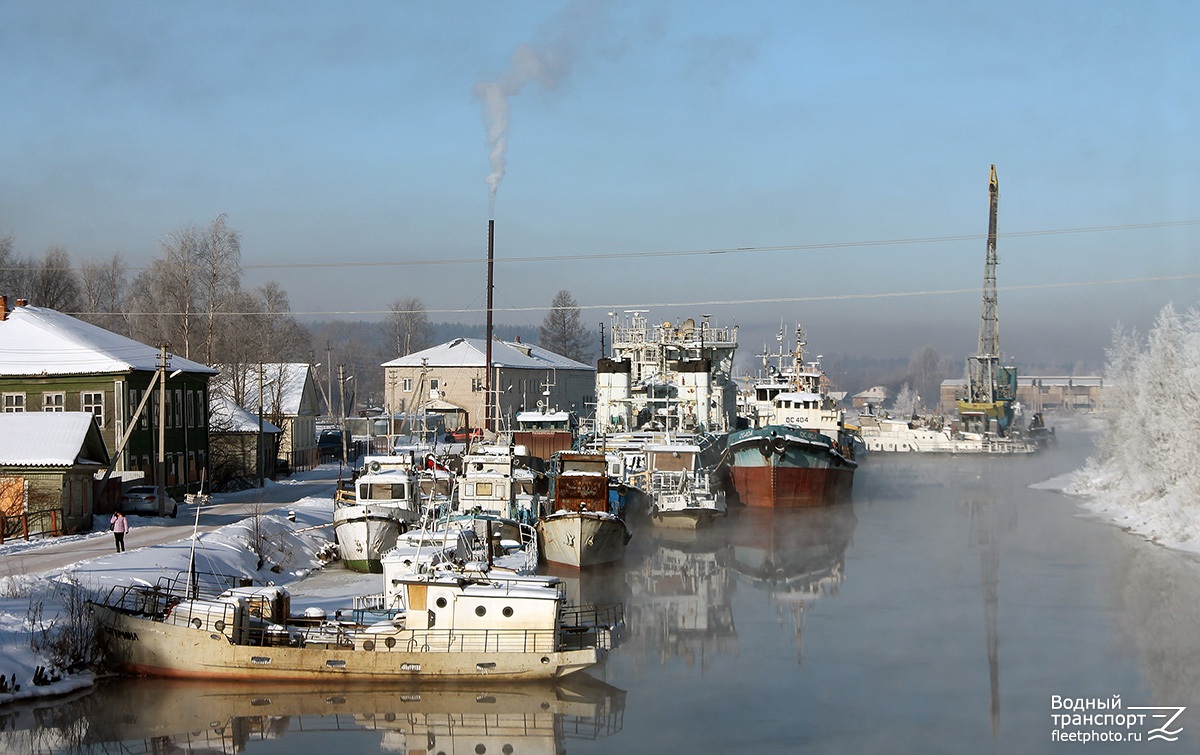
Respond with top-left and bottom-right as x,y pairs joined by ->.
957,165 -> 1018,432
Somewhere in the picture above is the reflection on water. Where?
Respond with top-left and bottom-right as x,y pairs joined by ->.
6,674 -> 625,754
625,529 -> 737,671
725,506 -> 857,663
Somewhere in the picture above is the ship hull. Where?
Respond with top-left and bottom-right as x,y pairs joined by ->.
537,512 -> 630,569
92,603 -> 602,682
333,505 -> 408,573
726,426 -> 856,509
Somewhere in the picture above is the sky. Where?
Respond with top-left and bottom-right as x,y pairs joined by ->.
2,1 -> 1198,370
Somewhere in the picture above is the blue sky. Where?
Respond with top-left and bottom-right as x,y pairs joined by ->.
2,1 -> 1197,368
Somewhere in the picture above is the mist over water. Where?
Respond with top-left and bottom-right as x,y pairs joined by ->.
15,426 -> 1200,753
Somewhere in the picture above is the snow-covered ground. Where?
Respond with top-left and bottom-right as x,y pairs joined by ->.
0,468 -> 341,708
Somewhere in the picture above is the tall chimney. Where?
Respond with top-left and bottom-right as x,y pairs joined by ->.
485,219 -> 495,432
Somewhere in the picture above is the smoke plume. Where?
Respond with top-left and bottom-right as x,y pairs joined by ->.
474,43 -> 565,218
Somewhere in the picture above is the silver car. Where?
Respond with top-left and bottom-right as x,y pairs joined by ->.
119,485 -> 178,517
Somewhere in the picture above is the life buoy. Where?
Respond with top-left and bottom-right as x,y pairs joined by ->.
772,438 -> 787,456
616,483 -> 628,496
759,438 -> 773,457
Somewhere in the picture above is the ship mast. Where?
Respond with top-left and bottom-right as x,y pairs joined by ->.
967,165 -> 1000,404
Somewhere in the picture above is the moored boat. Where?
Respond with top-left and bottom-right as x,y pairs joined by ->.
333,462 -> 423,573
537,452 -> 631,569
644,441 -> 727,528
725,425 -> 856,508
90,565 -> 619,682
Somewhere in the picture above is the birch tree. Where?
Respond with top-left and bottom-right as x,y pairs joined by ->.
78,253 -> 129,335
383,296 -> 433,357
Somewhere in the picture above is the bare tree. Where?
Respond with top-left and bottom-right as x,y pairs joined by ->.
0,235 -> 30,298
538,289 -> 593,363
28,247 -> 81,312
78,253 -> 129,334
383,296 -> 433,357
128,224 -> 200,354
128,216 -> 243,361
198,215 -> 241,365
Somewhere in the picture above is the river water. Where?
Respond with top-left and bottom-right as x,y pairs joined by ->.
16,426 -> 1200,753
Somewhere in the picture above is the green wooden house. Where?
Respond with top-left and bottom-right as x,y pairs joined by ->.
0,299 -> 217,498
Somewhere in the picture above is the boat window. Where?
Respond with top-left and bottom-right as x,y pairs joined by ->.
502,606 -> 513,618
475,606 -> 487,617
476,482 -> 494,496
436,597 -> 447,608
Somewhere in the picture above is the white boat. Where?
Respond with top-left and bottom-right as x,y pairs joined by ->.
90,565 -> 620,683
643,441 -> 727,529
854,411 -> 1037,454
385,511 -> 540,577
333,460 -> 423,573
456,444 -> 546,526
537,452 -> 631,569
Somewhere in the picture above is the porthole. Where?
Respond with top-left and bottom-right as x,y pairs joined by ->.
503,745 -> 515,754
502,606 -> 513,618
475,605 -> 487,617
363,640 -> 375,651
214,620 -> 225,632
436,597 -> 447,608
385,636 -> 396,648
192,618 -> 202,628
475,745 -> 487,754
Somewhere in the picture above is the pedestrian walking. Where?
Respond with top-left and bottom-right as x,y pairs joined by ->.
110,511 -> 130,553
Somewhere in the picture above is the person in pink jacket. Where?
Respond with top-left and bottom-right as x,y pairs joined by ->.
110,511 -> 130,553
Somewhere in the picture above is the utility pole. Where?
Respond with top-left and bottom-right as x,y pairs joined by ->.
338,363 -> 348,464
157,345 -> 169,516
258,362 -> 265,489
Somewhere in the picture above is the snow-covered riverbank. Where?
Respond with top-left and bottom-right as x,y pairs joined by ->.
0,473 -> 338,707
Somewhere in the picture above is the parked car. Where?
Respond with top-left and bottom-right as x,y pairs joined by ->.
445,427 -> 484,443
275,457 -> 292,476
317,429 -> 344,460
119,485 -> 178,517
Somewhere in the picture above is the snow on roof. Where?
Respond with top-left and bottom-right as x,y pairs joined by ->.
381,338 -> 594,371
774,391 -> 823,403
0,305 -> 217,377
214,363 -> 312,416
0,412 -> 108,466
210,394 -> 283,434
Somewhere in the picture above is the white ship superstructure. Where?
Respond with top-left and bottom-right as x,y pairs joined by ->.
595,311 -> 739,436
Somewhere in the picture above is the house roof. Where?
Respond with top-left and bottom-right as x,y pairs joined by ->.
210,394 -> 283,434
0,412 -> 110,466
381,338 -> 594,372
214,363 -> 313,416
0,305 -> 216,378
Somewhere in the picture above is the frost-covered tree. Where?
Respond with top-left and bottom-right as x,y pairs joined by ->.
383,296 -> 433,357
890,383 -> 920,419
1086,303 -> 1200,508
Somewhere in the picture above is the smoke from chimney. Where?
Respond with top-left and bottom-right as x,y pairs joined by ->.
474,43 -> 566,218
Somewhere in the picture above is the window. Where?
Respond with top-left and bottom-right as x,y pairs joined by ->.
173,389 -> 183,428
401,377 -> 413,392
471,377 -> 484,392
2,393 -> 25,413
82,392 -> 104,426
165,390 -> 173,428
186,390 -> 194,427
195,390 -> 206,427
42,392 -> 65,412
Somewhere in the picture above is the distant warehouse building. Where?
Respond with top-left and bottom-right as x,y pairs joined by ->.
940,376 -> 1105,416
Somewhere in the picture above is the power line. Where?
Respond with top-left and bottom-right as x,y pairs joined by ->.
4,219 -> 1198,273
91,272 -> 1200,318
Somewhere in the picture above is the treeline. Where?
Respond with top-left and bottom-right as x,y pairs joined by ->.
0,218 -> 585,412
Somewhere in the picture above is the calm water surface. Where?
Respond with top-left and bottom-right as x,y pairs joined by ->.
18,427 -> 1200,753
